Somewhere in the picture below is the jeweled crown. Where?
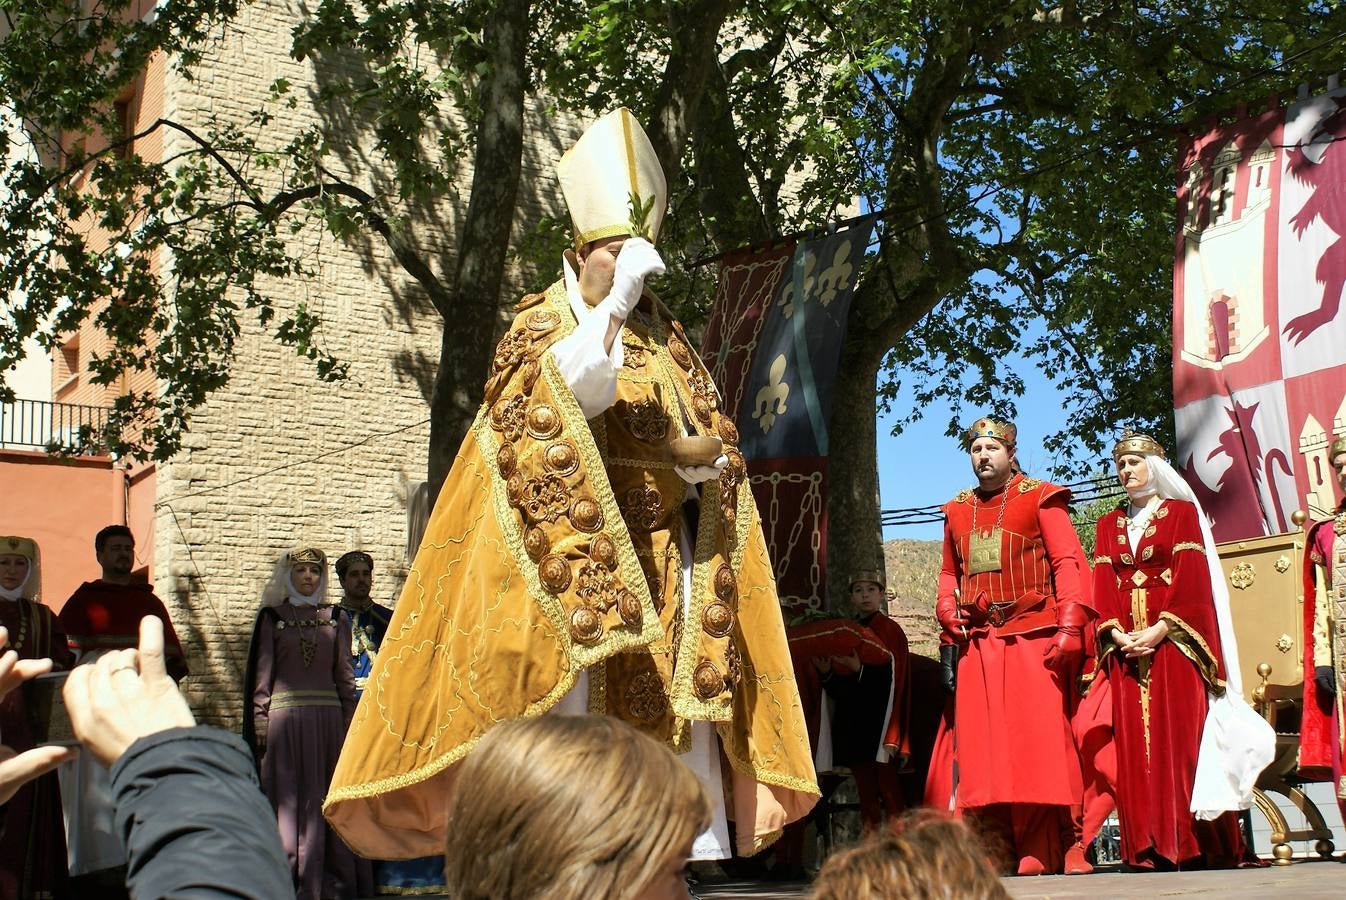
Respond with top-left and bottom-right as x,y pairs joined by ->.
1112,430 -> 1166,461
1331,435 -> 1346,459
964,416 -> 1016,449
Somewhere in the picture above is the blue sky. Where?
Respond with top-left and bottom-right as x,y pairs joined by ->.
875,327 -> 1086,542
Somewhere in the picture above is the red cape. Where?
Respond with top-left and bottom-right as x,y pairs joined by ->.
59,580 -> 189,681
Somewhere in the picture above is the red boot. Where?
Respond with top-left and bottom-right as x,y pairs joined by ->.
1065,842 -> 1094,875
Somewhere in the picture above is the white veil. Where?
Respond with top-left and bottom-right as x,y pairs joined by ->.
261,552 -> 328,607
1144,454 -> 1275,817
0,542 -> 39,602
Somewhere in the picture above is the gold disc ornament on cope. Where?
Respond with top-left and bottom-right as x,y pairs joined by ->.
569,607 -> 604,645
694,660 -> 724,699
538,554 -> 573,594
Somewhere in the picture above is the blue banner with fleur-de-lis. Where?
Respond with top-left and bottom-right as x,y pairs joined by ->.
735,216 -> 877,459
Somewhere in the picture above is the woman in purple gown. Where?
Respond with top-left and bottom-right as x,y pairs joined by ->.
244,547 -> 369,899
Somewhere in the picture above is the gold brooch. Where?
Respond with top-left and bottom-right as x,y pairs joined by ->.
544,441 -> 579,476
693,660 -> 724,700
703,602 -> 735,638
590,534 -> 617,570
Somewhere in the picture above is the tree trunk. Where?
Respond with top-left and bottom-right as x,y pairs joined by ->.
824,332 -> 886,608
426,0 -> 530,494
646,0 -> 734,187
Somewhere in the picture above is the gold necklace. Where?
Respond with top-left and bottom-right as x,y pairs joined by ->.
968,481 -> 1011,575
3,601 -> 30,653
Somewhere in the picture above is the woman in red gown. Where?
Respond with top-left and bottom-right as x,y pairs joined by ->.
1091,433 -> 1265,869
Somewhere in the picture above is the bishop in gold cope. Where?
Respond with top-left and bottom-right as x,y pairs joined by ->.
324,108 -> 818,861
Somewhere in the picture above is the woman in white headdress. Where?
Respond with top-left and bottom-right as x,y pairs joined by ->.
1091,433 -> 1273,869
0,536 -> 75,897
244,547 -> 369,899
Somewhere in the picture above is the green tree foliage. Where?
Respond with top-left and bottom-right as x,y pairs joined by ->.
2,1 -> 1344,596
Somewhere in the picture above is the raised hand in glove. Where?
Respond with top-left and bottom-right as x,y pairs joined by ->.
1043,600 -> 1089,674
596,237 -> 665,322
675,454 -> 728,485
1316,665 -> 1337,699
939,643 -> 959,694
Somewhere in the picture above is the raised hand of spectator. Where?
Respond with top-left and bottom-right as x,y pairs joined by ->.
0,625 -> 78,803
63,616 -> 195,768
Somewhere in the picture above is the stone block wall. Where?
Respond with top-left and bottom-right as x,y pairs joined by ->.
150,0 -> 580,727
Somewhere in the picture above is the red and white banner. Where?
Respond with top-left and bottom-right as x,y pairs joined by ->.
1174,90 -> 1346,540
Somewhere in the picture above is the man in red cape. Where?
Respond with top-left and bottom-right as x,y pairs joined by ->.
58,524 -> 188,891
1300,434 -> 1346,824
927,416 -> 1108,876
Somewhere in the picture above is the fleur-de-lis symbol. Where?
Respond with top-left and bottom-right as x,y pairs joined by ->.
777,253 -> 818,319
815,241 -> 854,307
753,355 -> 790,433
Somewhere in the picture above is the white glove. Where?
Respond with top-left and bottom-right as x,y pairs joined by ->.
674,454 -> 729,485
597,237 -> 665,321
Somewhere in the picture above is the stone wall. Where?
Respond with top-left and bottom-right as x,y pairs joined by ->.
150,0 -> 580,726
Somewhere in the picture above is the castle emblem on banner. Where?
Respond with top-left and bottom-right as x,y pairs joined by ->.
1178,140 -> 1276,369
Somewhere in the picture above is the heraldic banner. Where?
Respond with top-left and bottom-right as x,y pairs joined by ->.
1173,88 -> 1346,542
701,216 -> 877,607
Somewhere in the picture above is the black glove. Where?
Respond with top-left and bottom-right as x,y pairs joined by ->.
1315,665 -> 1336,699
940,643 -> 958,695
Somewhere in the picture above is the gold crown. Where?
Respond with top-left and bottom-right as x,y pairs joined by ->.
848,569 -> 886,590
1112,430 -> 1166,461
558,108 -> 667,249
0,536 -> 36,560
286,547 -> 327,568
964,416 -> 1016,449
1331,435 -> 1346,458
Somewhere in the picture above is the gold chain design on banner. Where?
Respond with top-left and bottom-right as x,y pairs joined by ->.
704,254 -> 793,416
749,470 -> 825,608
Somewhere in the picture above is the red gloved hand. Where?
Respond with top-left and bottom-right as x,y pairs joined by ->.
936,593 -> 969,643
1043,600 -> 1089,674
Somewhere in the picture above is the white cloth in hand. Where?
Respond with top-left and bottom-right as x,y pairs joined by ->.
675,454 -> 728,485
597,237 -> 665,321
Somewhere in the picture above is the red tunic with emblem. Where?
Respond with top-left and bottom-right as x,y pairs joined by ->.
930,473 -> 1092,870
1092,499 -> 1241,868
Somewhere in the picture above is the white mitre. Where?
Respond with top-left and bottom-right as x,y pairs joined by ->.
557,107 -> 667,248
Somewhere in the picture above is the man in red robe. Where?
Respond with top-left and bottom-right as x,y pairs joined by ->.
58,525 -> 188,892
1301,434 -> 1346,823
59,526 -> 188,680
932,416 -> 1094,876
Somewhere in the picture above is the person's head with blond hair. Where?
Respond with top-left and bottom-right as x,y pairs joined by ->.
442,714 -> 710,900
812,812 -> 1009,900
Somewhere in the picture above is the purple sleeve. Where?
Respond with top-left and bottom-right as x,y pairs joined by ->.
251,613 -> 276,737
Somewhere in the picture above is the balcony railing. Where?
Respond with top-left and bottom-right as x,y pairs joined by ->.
0,398 -> 112,454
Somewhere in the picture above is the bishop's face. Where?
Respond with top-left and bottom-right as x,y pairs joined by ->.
969,437 -> 1014,491
1333,451 -> 1346,495
576,234 -> 628,306
0,554 -> 29,592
